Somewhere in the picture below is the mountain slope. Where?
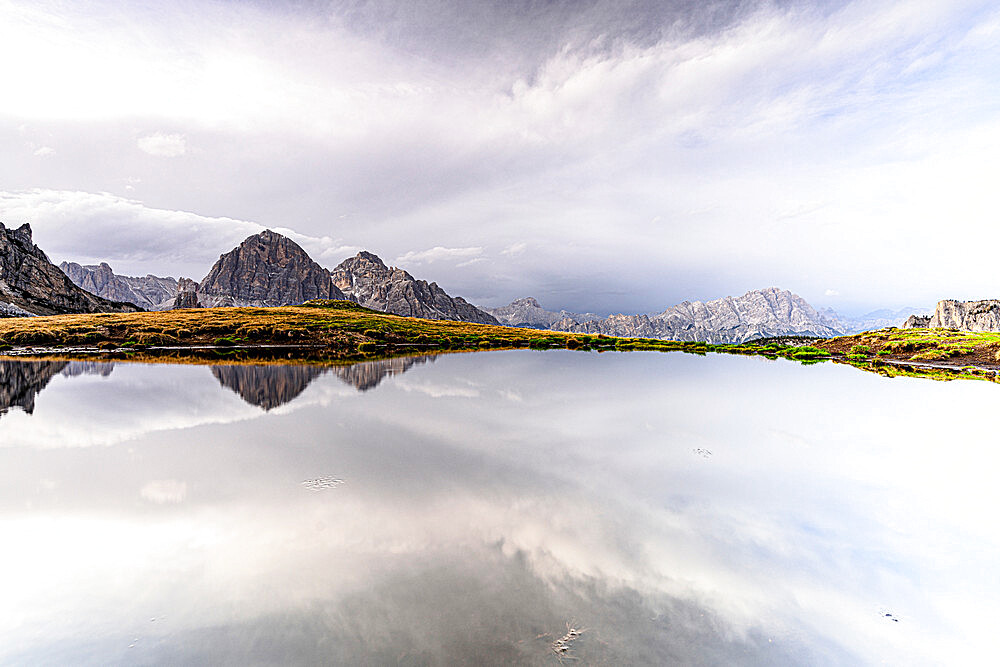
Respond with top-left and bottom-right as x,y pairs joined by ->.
552,288 -> 846,343
0,222 -> 141,316
330,251 -> 498,324
60,261 -> 178,310
197,230 -> 346,307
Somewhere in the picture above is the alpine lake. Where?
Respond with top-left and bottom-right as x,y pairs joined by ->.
1,348 -> 998,665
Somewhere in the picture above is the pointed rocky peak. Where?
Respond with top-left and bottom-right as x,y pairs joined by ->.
196,230 -> 346,308
356,250 -> 387,267
13,222 -> 33,248
331,250 -> 497,324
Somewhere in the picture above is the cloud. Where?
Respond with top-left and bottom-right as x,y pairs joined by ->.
32,146 -> 54,157
396,246 -> 484,265
500,242 -> 527,256
136,133 -> 187,157
140,479 -> 187,504
1,2 -> 999,313
825,289 -> 840,297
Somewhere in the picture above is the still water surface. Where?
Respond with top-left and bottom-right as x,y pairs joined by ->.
1,350 -> 998,665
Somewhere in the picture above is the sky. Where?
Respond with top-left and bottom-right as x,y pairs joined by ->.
1,0 -> 999,316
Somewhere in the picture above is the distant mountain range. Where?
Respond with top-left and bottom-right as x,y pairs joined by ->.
490,288 -> 845,343
59,261 -> 177,311
59,230 -> 497,324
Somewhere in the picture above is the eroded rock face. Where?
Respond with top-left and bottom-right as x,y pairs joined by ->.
0,222 -> 141,316
484,297 -> 600,329
551,288 -> 846,343
197,230 -> 346,307
902,315 -> 931,329
906,299 -> 1000,331
173,278 -> 201,309
330,251 -> 498,324
60,261 -> 177,310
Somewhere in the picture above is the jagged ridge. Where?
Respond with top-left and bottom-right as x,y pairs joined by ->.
0,222 -> 141,316
330,251 -> 498,324
60,261 -> 178,310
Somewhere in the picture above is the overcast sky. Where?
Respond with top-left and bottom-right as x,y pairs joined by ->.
2,0 -> 999,315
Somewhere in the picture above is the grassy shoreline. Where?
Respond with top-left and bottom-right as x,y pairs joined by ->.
2,300 -> 999,382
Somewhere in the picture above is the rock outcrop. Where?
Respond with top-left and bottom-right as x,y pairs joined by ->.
330,251 -> 498,324
173,277 -> 201,309
824,306 -> 932,333
902,299 -> 1000,331
902,315 -> 932,329
484,297 -> 600,329
547,288 -> 846,343
196,230 -> 346,307
60,261 -> 177,310
0,222 -> 141,316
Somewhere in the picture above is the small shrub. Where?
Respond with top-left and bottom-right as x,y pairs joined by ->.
213,337 -> 237,347
358,341 -> 378,353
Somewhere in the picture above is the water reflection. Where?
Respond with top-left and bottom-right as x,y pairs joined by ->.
0,355 -> 438,421
211,364 -> 328,410
1,351 -> 998,664
330,355 -> 434,392
0,359 -> 68,416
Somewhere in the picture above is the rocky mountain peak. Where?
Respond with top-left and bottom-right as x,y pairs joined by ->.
196,230 -> 346,308
330,250 -> 498,324
1,222 -> 140,316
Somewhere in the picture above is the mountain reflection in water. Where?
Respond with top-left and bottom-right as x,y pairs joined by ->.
0,359 -> 68,416
2,351 -> 1000,665
0,355 -> 437,417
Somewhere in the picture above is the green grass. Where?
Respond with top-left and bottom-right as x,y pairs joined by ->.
3,304 -> 1000,385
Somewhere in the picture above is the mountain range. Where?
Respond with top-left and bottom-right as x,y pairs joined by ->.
489,288 -> 846,343
0,222 -> 139,317
3,220 -> 933,341
59,230 -> 497,324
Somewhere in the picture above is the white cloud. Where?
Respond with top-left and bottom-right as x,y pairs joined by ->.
32,146 -> 54,157
500,242 -> 527,256
396,246 -> 484,264
140,479 -> 187,504
136,133 -> 187,157
825,289 -> 840,297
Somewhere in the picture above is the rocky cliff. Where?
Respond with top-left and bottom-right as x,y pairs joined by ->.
0,222 -> 141,316
60,261 -> 177,310
197,230 -> 347,307
173,277 -> 201,309
549,288 -> 845,343
330,251 -> 498,324
484,297 -> 599,329
902,299 -> 1000,331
